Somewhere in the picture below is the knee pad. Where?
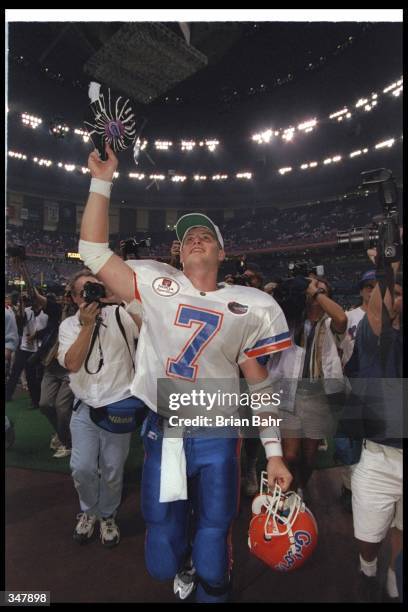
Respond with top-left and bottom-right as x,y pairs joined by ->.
195,576 -> 230,603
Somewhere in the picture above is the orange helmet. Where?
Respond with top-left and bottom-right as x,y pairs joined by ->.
248,471 -> 318,571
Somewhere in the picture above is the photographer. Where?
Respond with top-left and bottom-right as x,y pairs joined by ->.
224,258 -> 263,289
5,281 -> 49,409
270,272 -> 347,498
346,250 -> 403,602
169,239 -> 182,270
58,269 -> 146,548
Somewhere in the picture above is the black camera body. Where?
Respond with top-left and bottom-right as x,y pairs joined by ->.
121,237 -> 151,259
337,168 -> 401,263
81,281 -> 106,305
231,274 -> 253,287
227,256 -> 253,286
288,261 -> 324,278
7,244 -> 26,260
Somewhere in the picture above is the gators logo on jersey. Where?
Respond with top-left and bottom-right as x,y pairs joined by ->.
228,301 -> 249,315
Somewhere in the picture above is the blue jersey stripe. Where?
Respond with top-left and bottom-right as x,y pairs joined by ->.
246,331 -> 290,352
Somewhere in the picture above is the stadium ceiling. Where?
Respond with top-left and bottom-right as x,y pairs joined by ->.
7,20 -> 402,208
8,22 -> 402,115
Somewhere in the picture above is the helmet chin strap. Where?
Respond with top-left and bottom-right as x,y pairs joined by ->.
260,472 -> 303,555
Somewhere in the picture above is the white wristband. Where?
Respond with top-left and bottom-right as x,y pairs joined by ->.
262,439 -> 283,458
260,426 -> 282,458
90,178 -> 113,198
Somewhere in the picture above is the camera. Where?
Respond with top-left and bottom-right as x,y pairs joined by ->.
232,274 -> 252,287
226,256 -> 258,287
7,244 -> 26,260
120,237 -> 151,259
336,168 -> 401,263
81,281 -> 106,305
288,261 -> 325,278
273,261 -> 325,327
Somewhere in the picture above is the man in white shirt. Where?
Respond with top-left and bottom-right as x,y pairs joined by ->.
5,305 -> 20,448
6,300 -> 48,408
78,144 -> 292,603
58,269 -> 144,548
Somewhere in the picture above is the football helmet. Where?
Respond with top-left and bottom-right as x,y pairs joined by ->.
248,471 -> 318,571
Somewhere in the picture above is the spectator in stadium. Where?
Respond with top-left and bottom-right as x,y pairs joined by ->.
58,269 -> 144,548
339,269 -> 377,512
6,289 -> 49,409
263,281 -> 278,296
39,292 -> 77,458
5,304 -> 19,382
5,304 -> 19,449
345,251 -> 403,603
169,239 -> 182,270
270,275 -> 347,499
242,262 -> 264,289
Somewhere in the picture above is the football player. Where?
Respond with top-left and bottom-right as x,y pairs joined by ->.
79,144 -> 293,603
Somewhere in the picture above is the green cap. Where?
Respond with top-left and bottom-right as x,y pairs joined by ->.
175,213 -> 224,249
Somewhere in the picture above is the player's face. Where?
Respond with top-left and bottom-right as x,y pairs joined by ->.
180,227 -> 225,269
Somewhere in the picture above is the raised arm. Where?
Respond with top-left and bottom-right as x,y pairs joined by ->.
366,248 -> 401,336
79,144 -> 136,304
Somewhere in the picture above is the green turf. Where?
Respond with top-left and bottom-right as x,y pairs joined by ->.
5,394 -> 339,474
5,395 -> 145,475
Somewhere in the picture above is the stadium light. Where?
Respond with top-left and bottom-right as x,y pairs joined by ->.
375,138 -> 395,149
155,141 -> 173,150
278,167 -> 292,175
21,113 -> 42,129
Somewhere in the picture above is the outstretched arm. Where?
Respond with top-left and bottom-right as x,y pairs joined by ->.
79,144 -> 136,304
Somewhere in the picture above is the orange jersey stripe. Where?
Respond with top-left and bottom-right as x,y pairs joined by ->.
133,271 -> 142,303
245,338 -> 292,359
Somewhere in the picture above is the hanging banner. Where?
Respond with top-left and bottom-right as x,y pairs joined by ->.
43,201 -> 60,231
7,192 -> 24,226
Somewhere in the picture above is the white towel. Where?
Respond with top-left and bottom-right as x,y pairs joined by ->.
159,423 -> 188,503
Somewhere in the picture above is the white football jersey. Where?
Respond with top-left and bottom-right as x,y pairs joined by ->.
125,259 -> 291,411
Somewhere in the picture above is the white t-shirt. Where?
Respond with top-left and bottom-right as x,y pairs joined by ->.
58,304 -> 139,408
341,306 -> 366,366
124,259 -> 291,411
20,307 -> 49,353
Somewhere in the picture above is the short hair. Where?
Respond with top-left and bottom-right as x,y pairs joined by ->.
66,268 -> 95,297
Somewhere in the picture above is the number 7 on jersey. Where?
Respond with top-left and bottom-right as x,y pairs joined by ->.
166,304 -> 224,382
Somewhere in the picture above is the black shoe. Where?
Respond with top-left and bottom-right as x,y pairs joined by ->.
340,485 -> 352,513
356,572 -> 381,603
